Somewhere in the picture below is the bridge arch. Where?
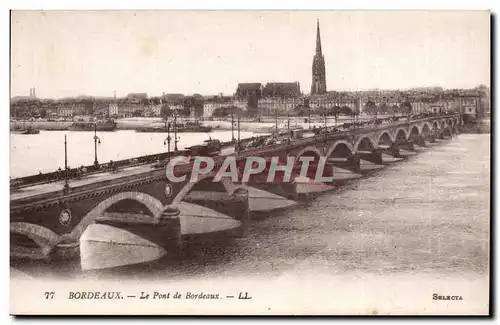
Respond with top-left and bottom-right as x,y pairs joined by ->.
326,140 -> 354,158
432,121 -> 439,130
421,123 -> 432,137
395,128 -> 408,141
60,191 -> 165,245
454,117 -> 459,126
354,136 -> 377,152
440,120 -> 447,130
10,222 -> 61,256
376,131 -> 394,145
447,118 -> 453,127
172,170 -> 236,206
409,125 -> 420,140
294,146 -> 324,163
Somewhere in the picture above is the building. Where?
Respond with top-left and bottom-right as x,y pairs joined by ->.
262,82 -> 301,98
108,103 -> 119,116
203,96 -> 232,118
147,104 -> 163,117
235,83 -> 262,99
57,102 -> 85,117
459,94 -> 482,117
126,93 -> 148,100
311,20 -> 327,95
258,97 -> 306,115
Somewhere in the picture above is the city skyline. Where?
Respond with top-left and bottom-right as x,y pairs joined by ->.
11,10 -> 490,99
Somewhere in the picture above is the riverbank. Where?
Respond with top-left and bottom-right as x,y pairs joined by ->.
10,121 -> 72,131
9,116 -> 358,132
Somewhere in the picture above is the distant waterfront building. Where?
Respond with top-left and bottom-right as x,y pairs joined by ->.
235,83 -> 262,99
57,102 -> 85,117
203,96 -> 232,118
262,82 -> 301,98
258,97 -> 305,115
108,103 -> 119,116
459,93 -> 482,117
310,20 -> 327,95
309,94 -> 358,112
126,93 -> 148,100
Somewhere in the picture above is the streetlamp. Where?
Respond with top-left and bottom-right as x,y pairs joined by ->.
237,112 -> 241,152
173,112 -> 179,152
63,134 -> 70,192
275,100 -> 279,135
93,123 -> 101,167
287,109 -> 291,141
163,121 -> 172,155
231,113 -> 235,142
308,104 -> 311,130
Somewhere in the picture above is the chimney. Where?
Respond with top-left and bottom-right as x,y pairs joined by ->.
32,87 -> 36,98
29,88 -> 32,98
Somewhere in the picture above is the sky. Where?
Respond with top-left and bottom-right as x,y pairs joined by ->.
10,10 -> 490,99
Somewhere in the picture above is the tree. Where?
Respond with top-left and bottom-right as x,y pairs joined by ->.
363,101 -> 377,115
391,104 -> 399,116
340,105 -> 353,116
400,100 -> 412,114
378,103 -> 388,115
161,105 -> 172,119
133,110 -> 143,117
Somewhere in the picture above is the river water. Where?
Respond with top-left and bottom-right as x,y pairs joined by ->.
10,130 -> 259,178
10,133 -> 490,315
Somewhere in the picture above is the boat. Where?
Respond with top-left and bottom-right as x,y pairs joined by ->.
20,127 -> 40,135
135,120 -> 212,133
187,138 -> 222,156
11,123 -> 40,135
68,119 -> 116,131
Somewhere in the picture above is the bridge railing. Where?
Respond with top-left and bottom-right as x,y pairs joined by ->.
9,149 -> 195,191
9,133 -> 275,191
10,113 -> 461,191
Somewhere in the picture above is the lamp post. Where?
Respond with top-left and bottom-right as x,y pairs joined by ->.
308,104 -> 311,130
287,109 -> 291,141
164,121 -> 172,155
275,100 -> 279,134
237,112 -> 241,152
64,134 -> 70,192
324,105 -> 328,141
231,113 -> 235,142
93,123 -> 101,167
173,112 -> 179,152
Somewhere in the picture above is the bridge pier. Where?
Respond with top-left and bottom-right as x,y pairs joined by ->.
357,149 -> 383,165
250,181 -> 299,201
96,205 -> 183,252
416,135 -> 427,147
329,153 -> 361,173
396,140 -> 415,152
227,187 -> 250,237
346,153 -> 361,173
182,186 -> 250,238
438,131 -> 445,140
380,143 -> 401,158
426,134 -> 436,143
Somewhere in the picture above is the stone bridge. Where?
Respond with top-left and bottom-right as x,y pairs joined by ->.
10,114 -> 463,261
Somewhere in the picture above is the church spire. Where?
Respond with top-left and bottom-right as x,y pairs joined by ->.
316,19 -> 322,55
311,19 -> 327,95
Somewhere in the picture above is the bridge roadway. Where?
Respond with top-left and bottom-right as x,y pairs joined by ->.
10,113 -> 462,211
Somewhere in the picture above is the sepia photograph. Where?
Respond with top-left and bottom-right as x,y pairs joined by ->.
9,9 -> 491,315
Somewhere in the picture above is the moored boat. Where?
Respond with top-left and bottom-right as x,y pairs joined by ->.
135,120 -> 212,133
11,125 -> 40,135
68,119 -> 116,131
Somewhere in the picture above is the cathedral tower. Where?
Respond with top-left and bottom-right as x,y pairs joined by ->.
311,20 -> 327,95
